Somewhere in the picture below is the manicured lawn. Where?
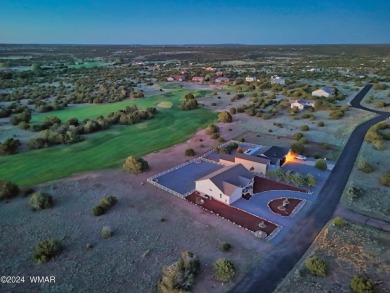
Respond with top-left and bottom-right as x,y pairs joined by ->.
31,89 -> 208,123
0,90 -> 215,186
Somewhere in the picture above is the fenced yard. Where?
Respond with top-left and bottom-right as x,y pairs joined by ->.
149,159 -> 223,196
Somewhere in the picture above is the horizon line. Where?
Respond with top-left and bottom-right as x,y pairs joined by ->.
1,43 -> 390,47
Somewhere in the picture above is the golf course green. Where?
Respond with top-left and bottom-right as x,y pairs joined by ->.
1,90 -> 215,186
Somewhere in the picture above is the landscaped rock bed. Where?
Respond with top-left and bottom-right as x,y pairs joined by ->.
268,197 -> 303,216
186,193 -> 279,237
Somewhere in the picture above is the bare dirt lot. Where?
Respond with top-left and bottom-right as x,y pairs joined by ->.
0,128 -> 272,293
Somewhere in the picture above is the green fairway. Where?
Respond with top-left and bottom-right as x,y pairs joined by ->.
1,89 -> 215,186
0,108 -> 215,186
31,89 -> 208,123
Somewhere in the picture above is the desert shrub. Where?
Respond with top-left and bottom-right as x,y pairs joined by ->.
157,251 -> 200,293
333,216 -> 348,227
93,205 -> 105,216
329,109 -> 344,119
318,121 -> 325,127
181,94 -> 199,110
345,185 -> 364,202
215,146 -> 230,154
305,174 -> 316,187
357,159 -> 373,173
379,172 -> 390,187
220,242 -> 232,252
293,132 -> 304,140
217,137 -> 226,143
213,258 -> 235,282
291,142 -> 305,154
211,133 -> 220,139
0,180 -> 19,200
93,196 -> 117,216
100,225 -> 113,239
375,101 -> 385,108
0,138 -> 21,155
30,192 -> 53,211
304,255 -> 327,277
33,239 -> 62,264
229,107 -> 236,114
205,124 -> 219,135
218,111 -> 232,123
300,125 -> 309,131
184,148 -> 195,156
315,159 -> 327,171
100,195 -> 117,209
123,156 -> 149,173
350,275 -> 374,293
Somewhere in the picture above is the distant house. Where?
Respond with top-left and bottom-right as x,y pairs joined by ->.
312,87 -> 336,98
219,153 -> 270,175
167,75 -> 186,82
215,77 -> 230,84
245,76 -> 257,82
290,99 -> 315,110
270,75 -> 285,85
202,66 -> 215,71
215,71 -> 224,77
195,164 -> 254,205
192,77 -> 204,83
257,146 -> 290,167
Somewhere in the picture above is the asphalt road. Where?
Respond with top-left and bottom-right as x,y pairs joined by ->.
231,84 -> 390,293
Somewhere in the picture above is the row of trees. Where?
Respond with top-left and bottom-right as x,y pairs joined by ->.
27,105 -> 157,149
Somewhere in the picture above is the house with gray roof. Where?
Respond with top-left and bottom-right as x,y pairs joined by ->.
195,164 -> 254,205
312,87 -> 336,98
290,99 -> 315,110
257,146 -> 290,167
219,152 -> 270,175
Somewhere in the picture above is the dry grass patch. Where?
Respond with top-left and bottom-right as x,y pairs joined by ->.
275,221 -> 390,293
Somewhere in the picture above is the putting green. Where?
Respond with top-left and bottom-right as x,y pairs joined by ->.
157,101 -> 173,108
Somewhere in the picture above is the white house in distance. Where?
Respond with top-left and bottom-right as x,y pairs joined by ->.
219,153 -> 270,175
290,99 -> 315,110
270,75 -> 285,85
245,76 -> 256,82
312,87 -> 336,98
215,77 -> 230,84
195,164 -> 254,205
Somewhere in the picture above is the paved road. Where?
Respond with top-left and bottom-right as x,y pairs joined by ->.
231,84 -> 390,293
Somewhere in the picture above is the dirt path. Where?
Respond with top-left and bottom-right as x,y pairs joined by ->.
333,204 -> 390,232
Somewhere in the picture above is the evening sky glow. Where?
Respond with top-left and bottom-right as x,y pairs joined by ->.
1,0 -> 389,44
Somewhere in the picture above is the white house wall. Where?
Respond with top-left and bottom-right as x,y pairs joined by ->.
195,179 -> 233,205
234,158 -> 268,175
228,188 -> 243,205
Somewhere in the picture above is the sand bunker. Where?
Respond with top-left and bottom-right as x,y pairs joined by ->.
157,101 -> 173,108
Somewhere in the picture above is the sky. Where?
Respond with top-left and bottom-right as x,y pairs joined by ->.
0,0 -> 389,45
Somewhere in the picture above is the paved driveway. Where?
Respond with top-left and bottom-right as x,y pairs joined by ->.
233,190 -> 315,242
